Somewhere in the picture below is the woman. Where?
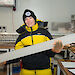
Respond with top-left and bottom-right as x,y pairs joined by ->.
15,9 -> 63,75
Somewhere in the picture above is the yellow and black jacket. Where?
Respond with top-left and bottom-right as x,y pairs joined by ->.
6,20 -> 55,70
14,20 -> 56,70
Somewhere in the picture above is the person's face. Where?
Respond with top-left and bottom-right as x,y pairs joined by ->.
25,16 -> 35,27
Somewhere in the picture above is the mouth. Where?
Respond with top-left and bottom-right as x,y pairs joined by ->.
27,24 -> 33,27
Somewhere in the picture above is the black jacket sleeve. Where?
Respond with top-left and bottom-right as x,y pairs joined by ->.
44,49 -> 56,57
6,57 -> 22,65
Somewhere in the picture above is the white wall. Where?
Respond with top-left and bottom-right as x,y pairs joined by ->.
0,0 -> 75,33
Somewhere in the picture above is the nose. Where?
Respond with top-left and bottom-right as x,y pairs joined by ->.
27,18 -> 30,22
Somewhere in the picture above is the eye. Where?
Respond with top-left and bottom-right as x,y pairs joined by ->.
30,17 -> 32,19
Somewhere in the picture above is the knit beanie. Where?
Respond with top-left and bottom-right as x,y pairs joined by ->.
23,9 -> 36,23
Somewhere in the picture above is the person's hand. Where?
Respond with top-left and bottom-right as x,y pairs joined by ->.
65,44 -> 71,47
52,40 -> 63,53
0,61 -> 6,66
64,44 -> 71,49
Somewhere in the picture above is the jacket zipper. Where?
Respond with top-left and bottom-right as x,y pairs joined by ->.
30,27 -> 34,45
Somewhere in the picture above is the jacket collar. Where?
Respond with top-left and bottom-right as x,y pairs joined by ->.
25,23 -> 38,32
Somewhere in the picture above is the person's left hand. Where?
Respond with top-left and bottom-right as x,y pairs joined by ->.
52,40 -> 63,53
